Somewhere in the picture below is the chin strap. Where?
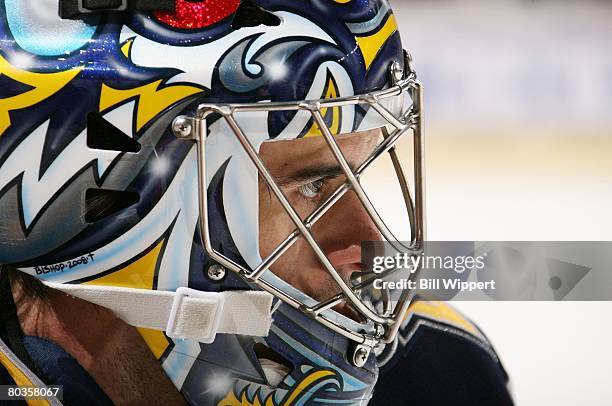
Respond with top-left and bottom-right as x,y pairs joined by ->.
43,282 -> 274,344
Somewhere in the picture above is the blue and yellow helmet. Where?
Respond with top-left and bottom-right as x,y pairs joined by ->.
0,0 -> 424,404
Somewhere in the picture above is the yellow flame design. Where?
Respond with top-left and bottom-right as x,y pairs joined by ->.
218,390 -> 276,406
306,74 -> 341,137
355,14 -> 398,70
0,55 -> 82,136
218,368 -> 341,406
100,80 -> 205,132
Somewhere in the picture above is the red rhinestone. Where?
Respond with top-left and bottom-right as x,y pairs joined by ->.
154,0 -> 241,30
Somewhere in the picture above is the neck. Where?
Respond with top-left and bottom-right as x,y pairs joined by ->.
10,276 -> 185,405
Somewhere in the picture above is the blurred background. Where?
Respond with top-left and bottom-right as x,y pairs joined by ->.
390,1 -> 612,405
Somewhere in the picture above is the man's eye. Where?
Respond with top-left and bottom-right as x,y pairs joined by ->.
298,179 -> 326,199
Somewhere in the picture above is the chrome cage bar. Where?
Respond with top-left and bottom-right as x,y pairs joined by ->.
173,59 -> 425,350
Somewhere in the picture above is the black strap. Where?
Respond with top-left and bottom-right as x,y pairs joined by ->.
83,0 -> 124,10
59,0 -> 175,19
231,0 -> 280,29
0,265 -> 46,381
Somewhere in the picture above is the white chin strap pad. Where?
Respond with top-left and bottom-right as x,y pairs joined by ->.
43,283 -> 274,344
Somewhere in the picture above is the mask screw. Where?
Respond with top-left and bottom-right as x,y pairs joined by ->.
389,60 -> 404,84
173,116 -> 193,139
207,264 -> 226,281
352,345 -> 371,367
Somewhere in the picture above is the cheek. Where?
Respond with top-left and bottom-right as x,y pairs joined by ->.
258,185 -> 293,258
268,240 -> 321,291
258,186 -> 272,256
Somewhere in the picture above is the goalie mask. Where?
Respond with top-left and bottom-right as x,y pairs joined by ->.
0,0 -> 424,404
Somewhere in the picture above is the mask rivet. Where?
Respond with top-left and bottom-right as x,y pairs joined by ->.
352,345 -> 371,367
207,264 -> 226,281
173,116 -> 193,139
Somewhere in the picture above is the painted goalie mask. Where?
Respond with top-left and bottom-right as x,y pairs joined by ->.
0,0 -> 424,404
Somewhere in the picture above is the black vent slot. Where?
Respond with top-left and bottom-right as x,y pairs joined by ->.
87,112 -> 141,153
84,188 -> 140,223
231,0 -> 280,29
60,0 -> 174,19
253,343 -> 293,379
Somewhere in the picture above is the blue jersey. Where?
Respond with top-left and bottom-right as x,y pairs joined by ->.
371,301 -> 513,405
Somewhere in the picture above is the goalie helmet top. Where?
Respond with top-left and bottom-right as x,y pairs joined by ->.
0,0 -> 424,403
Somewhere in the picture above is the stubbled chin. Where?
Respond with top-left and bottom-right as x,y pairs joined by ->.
305,269 -> 364,322
310,278 -> 362,322
276,266 -> 363,322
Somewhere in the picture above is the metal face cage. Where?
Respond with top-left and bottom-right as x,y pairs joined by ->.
172,53 -> 425,362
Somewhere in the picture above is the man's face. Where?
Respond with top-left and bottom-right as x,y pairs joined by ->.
258,130 -> 383,305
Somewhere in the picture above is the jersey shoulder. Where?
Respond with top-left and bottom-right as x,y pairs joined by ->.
371,300 -> 514,406
402,300 -> 490,344
0,340 -> 38,405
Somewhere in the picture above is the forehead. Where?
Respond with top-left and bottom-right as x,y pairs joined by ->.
260,129 -> 383,170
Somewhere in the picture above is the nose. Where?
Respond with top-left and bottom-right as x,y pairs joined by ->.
314,191 -> 382,279
327,245 -> 362,281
